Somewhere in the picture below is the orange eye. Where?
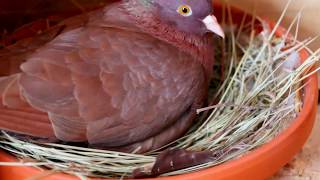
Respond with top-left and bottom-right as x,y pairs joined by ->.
177,5 -> 193,17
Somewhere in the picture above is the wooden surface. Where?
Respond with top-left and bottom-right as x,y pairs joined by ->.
270,106 -> 320,179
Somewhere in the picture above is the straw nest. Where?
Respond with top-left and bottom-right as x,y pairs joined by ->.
0,2 -> 319,179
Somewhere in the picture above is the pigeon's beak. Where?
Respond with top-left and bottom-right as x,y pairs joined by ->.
202,15 -> 225,38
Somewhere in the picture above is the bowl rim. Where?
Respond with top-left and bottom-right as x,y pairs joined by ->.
0,3 -> 318,180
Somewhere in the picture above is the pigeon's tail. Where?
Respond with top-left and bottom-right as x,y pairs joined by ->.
0,17 -> 67,138
0,50 -> 26,76
0,74 -> 55,138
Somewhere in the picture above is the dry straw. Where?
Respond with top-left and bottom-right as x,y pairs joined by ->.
0,1 -> 319,179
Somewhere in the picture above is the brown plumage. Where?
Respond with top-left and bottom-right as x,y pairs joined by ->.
0,0 -> 224,154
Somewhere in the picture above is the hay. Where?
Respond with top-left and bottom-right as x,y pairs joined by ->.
0,2 -> 319,179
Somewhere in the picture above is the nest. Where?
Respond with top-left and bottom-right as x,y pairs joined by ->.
0,2 -> 319,179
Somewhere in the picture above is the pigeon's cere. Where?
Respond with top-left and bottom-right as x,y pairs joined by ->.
0,0 -> 223,155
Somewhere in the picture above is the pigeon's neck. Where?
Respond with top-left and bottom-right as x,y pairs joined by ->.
121,1 -> 214,76
142,18 -> 214,75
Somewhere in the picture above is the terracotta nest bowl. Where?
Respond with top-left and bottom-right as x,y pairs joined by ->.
0,2 -> 318,180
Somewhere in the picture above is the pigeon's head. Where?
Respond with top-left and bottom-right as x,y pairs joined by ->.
123,0 -> 224,38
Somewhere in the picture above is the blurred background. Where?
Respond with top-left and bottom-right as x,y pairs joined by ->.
229,0 -> 320,50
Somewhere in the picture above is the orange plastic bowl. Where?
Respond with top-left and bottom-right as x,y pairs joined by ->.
0,3 -> 318,180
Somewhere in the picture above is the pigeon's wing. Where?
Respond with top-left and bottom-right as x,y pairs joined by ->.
0,3 -> 113,140
82,28 -> 206,147
16,2 -> 139,142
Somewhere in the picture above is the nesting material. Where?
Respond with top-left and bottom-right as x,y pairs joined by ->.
0,4 -> 319,179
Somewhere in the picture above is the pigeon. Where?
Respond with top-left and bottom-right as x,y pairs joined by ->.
0,0 -> 224,154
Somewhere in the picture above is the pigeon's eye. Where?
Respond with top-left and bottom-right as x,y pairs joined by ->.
177,5 -> 192,17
